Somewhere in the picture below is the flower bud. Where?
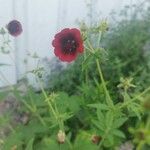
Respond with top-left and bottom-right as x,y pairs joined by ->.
117,77 -> 136,91
80,22 -> 87,33
6,20 -> 22,37
57,130 -> 66,144
11,145 -> 17,150
98,20 -> 109,32
91,135 -> 101,145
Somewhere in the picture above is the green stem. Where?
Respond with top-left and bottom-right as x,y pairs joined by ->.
120,86 -> 150,109
36,76 -> 64,130
37,77 -> 57,118
96,59 -> 114,108
13,86 -> 35,112
2,34 -> 15,64
98,129 -> 109,149
98,116 -> 114,149
97,31 -> 102,47
0,71 -> 47,127
86,32 -> 114,108
66,136 -> 73,149
36,113 -> 47,127
83,47 -> 88,84
14,87 -> 47,127
137,141 -> 145,150
54,101 -> 64,131
0,60 -> 48,127
86,40 -> 95,52
84,45 -> 93,52
146,115 -> 150,129
8,125 -> 15,133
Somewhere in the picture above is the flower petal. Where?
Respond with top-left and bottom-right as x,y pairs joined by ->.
52,28 -> 84,62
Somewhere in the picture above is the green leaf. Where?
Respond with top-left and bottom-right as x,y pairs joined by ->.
3,132 -> 22,150
127,102 -> 142,119
97,109 -> 104,121
25,138 -> 34,150
35,137 -> 69,150
82,53 -> 94,71
113,117 -> 128,128
92,120 -> 105,131
112,129 -> 125,138
123,92 -> 131,101
17,120 -> 49,141
87,103 -> 109,110
107,135 -> 114,146
105,111 -> 113,128
68,95 -> 81,113
74,131 -> 98,150
104,134 -> 114,147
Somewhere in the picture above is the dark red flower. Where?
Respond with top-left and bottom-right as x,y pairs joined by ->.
6,20 -> 22,37
52,28 -> 84,62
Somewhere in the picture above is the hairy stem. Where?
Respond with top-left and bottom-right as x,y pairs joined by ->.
96,59 -> 114,108
120,86 -> 150,109
36,76 -> 64,130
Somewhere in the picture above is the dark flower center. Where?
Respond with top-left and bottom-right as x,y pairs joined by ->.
8,22 -> 20,34
61,35 -> 77,54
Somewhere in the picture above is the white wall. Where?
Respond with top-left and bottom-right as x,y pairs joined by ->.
0,0 -> 142,87
0,0 -> 16,87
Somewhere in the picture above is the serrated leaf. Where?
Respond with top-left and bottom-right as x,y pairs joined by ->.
68,95 -> 81,113
112,129 -> 125,138
2,132 -> 22,150
104,135 -> 114,147
129,103 -> 142,119
35,137 -> 69,150
87,103 -> 109,110
107,135 -> 114,146
105,111 -> 113,128
97,109 -> 104,121
92,120 -> 105,131
113,117 -> 128,128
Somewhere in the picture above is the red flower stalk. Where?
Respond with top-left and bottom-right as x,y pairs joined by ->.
6,20 -> 22,37
52,28 -> 84,62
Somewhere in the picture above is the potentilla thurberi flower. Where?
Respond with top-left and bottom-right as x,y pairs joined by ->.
52,28 -> 84,62
6,20 -> 22,37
